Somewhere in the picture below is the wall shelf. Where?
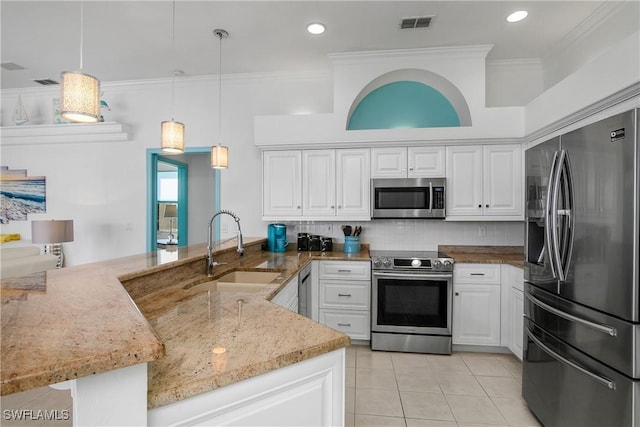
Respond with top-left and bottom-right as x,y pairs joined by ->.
0,121 -> 130,145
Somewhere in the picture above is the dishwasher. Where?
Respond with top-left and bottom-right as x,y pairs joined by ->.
298,263 -> 312,318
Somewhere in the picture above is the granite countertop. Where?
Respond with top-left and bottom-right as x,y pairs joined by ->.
439,245 -> 524,269
1,237 -> 368,409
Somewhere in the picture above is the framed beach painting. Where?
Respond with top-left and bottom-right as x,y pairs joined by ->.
0,167 -> 46,224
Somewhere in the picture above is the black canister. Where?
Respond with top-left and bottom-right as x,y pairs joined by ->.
308,235 -> 321,251
297,233 -> 309,251
321,237 -> 333,252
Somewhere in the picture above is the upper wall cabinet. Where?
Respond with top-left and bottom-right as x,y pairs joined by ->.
263,149 -> 370,221
371,146 -> 445,178
445,144 -> 523,220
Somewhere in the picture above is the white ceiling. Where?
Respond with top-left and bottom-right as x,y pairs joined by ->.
0,1 -> 630,90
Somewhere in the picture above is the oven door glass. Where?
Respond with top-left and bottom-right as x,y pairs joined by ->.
373,274 -> 452,335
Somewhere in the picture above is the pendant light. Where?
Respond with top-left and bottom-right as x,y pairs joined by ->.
161,0 -> 185,154
211,29 -> 229,169
60,0 -> 100,123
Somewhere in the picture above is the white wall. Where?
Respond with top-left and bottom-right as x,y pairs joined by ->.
0,72 -> 333,265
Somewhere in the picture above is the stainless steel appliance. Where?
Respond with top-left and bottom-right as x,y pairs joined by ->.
523,109 -> 639,427
371,250 -> 454,354
298,263 -> 312,318
371,178 -> 446,219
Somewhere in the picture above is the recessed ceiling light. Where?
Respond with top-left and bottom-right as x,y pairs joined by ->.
307,22 -> 326,35
506,10 -> 528,23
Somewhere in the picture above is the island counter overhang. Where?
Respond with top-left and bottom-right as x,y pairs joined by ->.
1,237 -> 358,410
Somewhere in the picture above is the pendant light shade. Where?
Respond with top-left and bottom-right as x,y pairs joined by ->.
211,145 -> 228,169
211,29 -> 229,169
161,120 -> 185,153
60,71 -> 100,123
60,1 -> 100,124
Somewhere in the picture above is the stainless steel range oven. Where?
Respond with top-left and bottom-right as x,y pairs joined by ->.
371,250 -> 454,354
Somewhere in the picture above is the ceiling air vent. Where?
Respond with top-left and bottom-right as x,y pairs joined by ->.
400,16 -> 433,29
33,78 -> 59,86
1,62 -> 25,70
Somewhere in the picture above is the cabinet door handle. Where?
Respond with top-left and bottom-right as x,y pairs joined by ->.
455,292 -> 459,296
338,269 -> 352,273
478,204 -> 482,208
470,273 -> 485,276
485,204 -> 489,208
338,293 -> 352,297
331,206 -> 335,209
297,206 -> 301,209
338,323 -> 352,327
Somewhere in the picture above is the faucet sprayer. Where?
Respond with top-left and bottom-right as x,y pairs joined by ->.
207,209 -> 244,277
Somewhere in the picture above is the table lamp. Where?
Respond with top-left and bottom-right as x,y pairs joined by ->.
164,204 -> 177,244
31,220 -> 74,268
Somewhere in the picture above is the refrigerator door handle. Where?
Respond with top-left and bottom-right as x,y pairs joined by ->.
551,150 -> 567,282
528,329 -> 616,390
545,151 -> 560,279
526,293 -> 617,336
558,151 -> 575,282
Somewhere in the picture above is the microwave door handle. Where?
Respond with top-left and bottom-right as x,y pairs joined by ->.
429,182 -> 433,213
545,151 -> 560,279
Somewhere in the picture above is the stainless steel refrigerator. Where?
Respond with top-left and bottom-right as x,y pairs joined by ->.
523,109 -> 639,427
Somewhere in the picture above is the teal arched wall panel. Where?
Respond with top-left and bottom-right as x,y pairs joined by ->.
347,81 -> 460,130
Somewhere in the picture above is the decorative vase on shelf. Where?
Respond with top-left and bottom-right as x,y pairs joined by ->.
12,95 -> 29,125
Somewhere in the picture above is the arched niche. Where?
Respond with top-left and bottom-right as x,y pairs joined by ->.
346,69 -> 472,130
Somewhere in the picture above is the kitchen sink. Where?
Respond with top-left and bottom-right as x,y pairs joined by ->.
185,271 -> 282,293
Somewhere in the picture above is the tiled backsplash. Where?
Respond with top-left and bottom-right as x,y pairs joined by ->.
286,220 -> 525,251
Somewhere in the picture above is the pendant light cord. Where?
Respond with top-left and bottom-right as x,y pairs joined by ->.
218,32 -> 223,146
79,0 -> 84,70
171,0 -> 176,120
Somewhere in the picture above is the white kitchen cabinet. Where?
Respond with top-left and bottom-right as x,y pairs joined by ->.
271,274 -> 299,313
263,150 -> 302,217
446,144 -> 523,219
148,349 -> 345,427
336,149 -> 370,218
371,146 -> 445,178
303,150 -> 336,217
452,264 -> 501,346
506,265 -> 524,360
318,261 -> 371,341
263,149 -> 370,221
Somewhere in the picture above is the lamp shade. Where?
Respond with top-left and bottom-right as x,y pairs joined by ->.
60,71 -> 100,123
211,145 -> 228,169
31,220 -> 74,244
164,204 -> 177,218
161,120 -> 185,153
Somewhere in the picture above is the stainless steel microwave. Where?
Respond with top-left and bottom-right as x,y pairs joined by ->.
371,178 -> 446,219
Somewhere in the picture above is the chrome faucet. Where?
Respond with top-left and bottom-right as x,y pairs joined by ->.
207,209 -> 244,277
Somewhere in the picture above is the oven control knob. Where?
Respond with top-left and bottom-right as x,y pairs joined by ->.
373,258 -> 382,268
443,259 -> 453,267
411,259 -> 421,267
382,258 -> 392,268
433,260 -> 443,269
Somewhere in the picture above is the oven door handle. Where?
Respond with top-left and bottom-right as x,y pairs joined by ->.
372,271 -> 453,280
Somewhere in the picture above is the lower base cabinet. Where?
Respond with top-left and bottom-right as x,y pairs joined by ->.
319,309 -> 370,341
148,349 -> 345,426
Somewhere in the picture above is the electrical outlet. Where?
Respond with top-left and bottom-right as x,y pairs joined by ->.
477,225 -> 487,237
325,224 -> 333,234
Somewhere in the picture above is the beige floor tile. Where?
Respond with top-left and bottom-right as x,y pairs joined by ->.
445,394 -> 508,425
345,412 -> 355,427
357,368 -> 398,390
400,391 -> 455,422
0,386 -> 51,409
355,414 -> 407,427
346,367 -> 356,388
463,358 -> 512,377
426,355 -> 472,375
435,373 -> 486,396
391,352 -> 432,369
395,367 -> 441,393
499,358 -> 523,383
457,424 -> 509,427
355,388 -> 404,417
346,346 -> 358,368
358,350 -> 395,370
476,376 -> 522,398
406,419 -> 457,427
491,397 -> 542,427
346,387 -> 356,414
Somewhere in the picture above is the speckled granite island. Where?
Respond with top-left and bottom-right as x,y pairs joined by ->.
1,237 -> 367,425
